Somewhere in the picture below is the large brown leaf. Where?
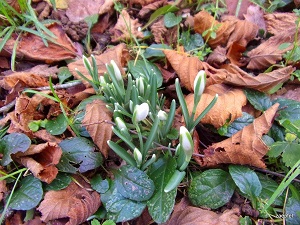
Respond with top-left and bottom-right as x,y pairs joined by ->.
38,178 -> 100,225
82,99 -> 112,158
15,142 -> 62,183
195,103 -> 279,168
264,12 -> 298,36
185,84 -> 247,128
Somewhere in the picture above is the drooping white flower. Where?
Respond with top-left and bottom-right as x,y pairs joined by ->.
115,117 -> 127,130
179,126 -> 193,154
157,110 -> 168,121
110,60 -> 122,81
136,77 -> 145,95
134,148 -> 143,167
133,103 -> 149,123
194,70 -> 206,98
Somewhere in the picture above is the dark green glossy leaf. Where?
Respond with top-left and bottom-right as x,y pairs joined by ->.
144,44 -> 172,58
9,176 -> 43,210
45,172 -> 72,191
91,174 -> 110,194
188,169 -> 236,209
127,60 -> 163,87
58,67 -> 73,84
164,12 -> 182,28
268,142 -> 300,167
1,133 -> 31,166
147,157 -> 177,223
114,165 -> 154,201
222,112 -> 254,137
285,197 -> 300,225
45,113 -> 68,135
181,31 -> 204,52
229,165 -> 262,199
269,122 -> 285,141
273,98 -> 300,121
58,137 -> 102,173
244,89 -> 272,111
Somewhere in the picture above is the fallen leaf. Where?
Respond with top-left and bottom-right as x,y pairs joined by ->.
138,0 -> 167,18
0,168 -> 7,202
185,84 -> 247,128
68,43 -> 129,87
206,46 -> 227,68
110,9 -> 144,42
225,0 -> 252,19
151,18 -> 168,44
195,103 -> 279,168
243,4 -> 266,31
15,142 -> 62,183
38,178 -> 101,224
66,0 -> 104,23
226,42 -> 247,67
82,99 -> 113,158
223,64 -> 294,92
45,0 -> 69,9
129,0 -> 159,6
264,12 -> 298,36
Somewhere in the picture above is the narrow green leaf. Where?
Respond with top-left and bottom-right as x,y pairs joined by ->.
144,44 -> 172,58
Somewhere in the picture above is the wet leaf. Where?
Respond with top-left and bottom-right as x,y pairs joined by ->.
164,12 -> 182,28
244,89 -> 273,111
45,113 -> 68,135
188,169 -> 236,209
9,175 -> 43,210
273,98 -> 300,121
223,112 -> 254,137
268,142 -> 300,167
45,172 -> 72,191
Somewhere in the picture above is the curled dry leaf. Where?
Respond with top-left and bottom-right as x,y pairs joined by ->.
68,43 -> 129,87
151,19 -> 168,44
0,168 -> 7,202
110,9 -> 144,42
138,0 -> 167,18
195,103 -> 279,169
185,84 -> 247,128
38,178 -> 101,224
243,4 -> 266,31
206,46 -> 227,68
225,0 -> 252,19
226,42 -> 247,67
3,23 -> 77,63
82,99 -> 112,158
15,142 -> 62,183
264,13 -> 298,36
129,0 -> 159,6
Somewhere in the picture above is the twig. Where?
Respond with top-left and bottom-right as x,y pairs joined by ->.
32,80 -> 82,91
0,99 -> 16,113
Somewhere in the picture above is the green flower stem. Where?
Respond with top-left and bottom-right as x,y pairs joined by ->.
112,127 -> 136,151
162,99 -> 176,137
143,116 -> 160,156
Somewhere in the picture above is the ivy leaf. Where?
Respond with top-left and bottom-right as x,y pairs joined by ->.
114,165 -> 155,201
164,12 -> 182,28
127,60 -> 163,87
244,89 -> 272,111
229,165 -> 262,199
1,133 -> 31,166
9,175 -> 43,210
45,113 -> 68,135
58,137 -> 102,173
268,142 -> 300,167
147,157 -> 177,223
188,169 -> 236,209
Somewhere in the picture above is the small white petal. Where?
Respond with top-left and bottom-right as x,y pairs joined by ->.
110,60 -> 122,81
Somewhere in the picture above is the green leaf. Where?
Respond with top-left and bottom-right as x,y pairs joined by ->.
273,98 -> 300,121
147,157 -> 177,223
180,31 -> 204,52
106,189 -> 146,222
268,142 -> 300,167
244,89 -> 272,111
45,172 -> 72,191
114,165 -> 155,201
128,60 -> 163,87
229,165 -> 262,199
164,12 -> 182,28
1,133 -> 31,166
58,137 -> 102,173
221,112 -> 254,137
269,123 -> 285,141
188,169 -> 236,209
102,220 -> 116,225
278,42 -> 291,50
58,67 -> 73,84
45,113 -> 68,135
239,216 -> 252,225
144,44 -> 172,58
9,176 -> 43,210
285,197 -> 300,225
91,175 -> 110,194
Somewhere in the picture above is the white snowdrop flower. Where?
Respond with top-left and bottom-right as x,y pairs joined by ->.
157,110 -> 168,121
194,70 -> 206,98
179,126 -> 193,154
133,103 -> 149,123
110,60 -> 122,81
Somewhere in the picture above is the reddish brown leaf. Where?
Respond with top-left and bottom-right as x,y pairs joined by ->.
82,99 -> 113,158
243,4 -> 266,31
225,0 -> 252,19
68,43 -> 129,88
138,0 -> 167,18
226,42 -> 247,67
0,168 -> 7,202
129,0 -> 159,6
196,103 -> 279,168
185,84 -> 247,128
206,46 -> 227,68
38,178 -> 100,224
264,13 -> 298,36
15,142 -> 62,183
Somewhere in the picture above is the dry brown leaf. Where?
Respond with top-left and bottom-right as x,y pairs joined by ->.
206,46 -> 227,68
3,23 -> 77,63
185,84 -> 247,128
264,13 -> 298,36
15,142 -> 62,183
138,0 -> 167,18
110,9 -> 144,42
82,99 -> 112,158
151,19 -> 168,44
223,64 -> 294,92
129,0 -> 159,6
38,178 -> 100,224
0,168 -> 7,202
226,42 -> 247,67
243,4 -> 266,31
68,43 -> 129,87
195,103 -> 279,168
0,65 -> 58,90
225,0 -> 252,19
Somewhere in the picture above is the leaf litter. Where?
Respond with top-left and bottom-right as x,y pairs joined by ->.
0,0 -> 300,224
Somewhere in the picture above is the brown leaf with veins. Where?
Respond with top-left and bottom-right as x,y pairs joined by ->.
243,4 -> 266,31
0,168 -> 7,202
110,9 -> 144,42
226,42 -> 247,67
38,178 -> 101,224
138,0 -> 167,18
223,64 -> 294,92
206,46 -> 227,68
82,99 -> 112,158
264,13 -> 298,36
68,43 -> 129,88
15,143 -> 62,183
129,0 -> 159,6
185,84 -> 247,128
195,103 -> 279,168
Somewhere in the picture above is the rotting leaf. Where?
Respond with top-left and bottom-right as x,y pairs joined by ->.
82,99 -> 112,158
38,178 -> 100,225
195,103 -> 279,168
185,84 -> 247,128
